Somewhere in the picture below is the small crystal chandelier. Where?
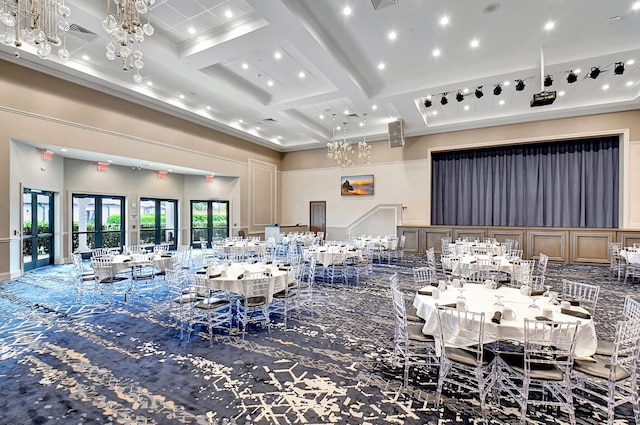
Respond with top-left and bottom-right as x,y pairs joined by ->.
327,113 -> 372,168
0,0 -> 72,60
103,0 -> 155,83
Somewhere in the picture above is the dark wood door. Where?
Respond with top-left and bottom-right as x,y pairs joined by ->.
309,201 -> 326,237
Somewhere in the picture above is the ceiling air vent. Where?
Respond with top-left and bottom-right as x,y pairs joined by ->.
68,23 -> 96,35
370,0 -> 398,10
262,118 -> 277,123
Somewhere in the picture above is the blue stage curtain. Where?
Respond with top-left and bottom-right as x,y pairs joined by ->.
431,136 -> 619,227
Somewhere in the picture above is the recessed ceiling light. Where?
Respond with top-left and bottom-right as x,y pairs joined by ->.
168,169 -> 173,172
432,48 -> 441,57
274,51 -> 282,60
148,162 -> 153,166
256,126 -> 261,130
378,62 -> 385,70
206,105 -> 211,110
462,88 -> 469,94
188,27 -> 196,35
470,39 -> 479,48
225,9 -> 233,18
432,111 -> 438,116
388,31 -> 397,40
60,148 -> 67,152
633,1 -> 640,10
627,81 -> 634,86
499,99 -> 505,105
544,20 -> 555,31
359,122 -> 364,127
463,105 -> 470,111
146,81 -> 153,86
627,59 -> 636,66
241,63 -> 249,70
179,94 -> 185,99
108,160 -> 113,163
319,114 -> 324,119
558,90 -> 566,96
82,54 -> 90,60
602,84 -> 610,90
336,126 -> 341,131
238,119 -> 243,123
267,80 -> 274,86
439,16 -> 449,26
343,6 -> 352,16
574,68 -> 582,74
344,109 -> 349,115
371,104 -> 378,110
298,71 -> 306,78
503,80 -> 511,86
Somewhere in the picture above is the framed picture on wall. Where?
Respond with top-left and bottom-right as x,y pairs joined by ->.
341,174 -> 374,196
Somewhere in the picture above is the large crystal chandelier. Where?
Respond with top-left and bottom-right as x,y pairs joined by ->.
327,113 -> 372,168
103,0 -> 155,83
0,0 -> 72,60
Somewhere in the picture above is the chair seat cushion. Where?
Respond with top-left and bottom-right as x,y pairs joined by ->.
407,323 -> 434,342
195,297 -> 230,310
444,347 -> 488,367
173,293 -> 203,304
512,364 -> 564,380
594,338 -> 628,357
273,290 -> 296,299
574,357 -> 631,381
242,296 -> 267,307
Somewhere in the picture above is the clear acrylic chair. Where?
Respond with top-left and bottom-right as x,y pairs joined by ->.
166,268 -> 202,340
501,318 -> 580,425
596,295 -> 640,356
573,318 -> 640,425
561,279 -> 600,316
389,274 -> 437,387
236,272 -> 272,339
435,305 -> 494,421
271,267 -> 298,329
187,274 -> 232,346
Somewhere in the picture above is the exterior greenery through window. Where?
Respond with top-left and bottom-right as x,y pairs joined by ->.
72,194 -> 125,252
191,200 -> 229,246
140,198 -> 178,249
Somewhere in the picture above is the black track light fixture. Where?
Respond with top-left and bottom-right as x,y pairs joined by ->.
566,70 -> 577,84
440,94 -> 448,105
493,84 -> 502,96
588,67 -> 601,79
614,62 -> 625,75
515,79 -> 526,91
456,92 -> 464,102
475,87 -> 484,98
544,74 -> 553,87
424,98 -> 432,108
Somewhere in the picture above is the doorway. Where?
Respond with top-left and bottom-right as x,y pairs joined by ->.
140,198 -> 178,250
23,189 -> 54,271
309,201 -> 326,237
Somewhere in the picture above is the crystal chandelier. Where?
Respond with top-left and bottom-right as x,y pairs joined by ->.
103,0 -> 155,83
327,113 -> 372,168
0,0 -> 72,60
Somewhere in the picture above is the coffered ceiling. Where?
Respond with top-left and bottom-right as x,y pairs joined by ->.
2,0 -> 640,153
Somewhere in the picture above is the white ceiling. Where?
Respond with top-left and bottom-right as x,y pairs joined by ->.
2,0 -> 640,157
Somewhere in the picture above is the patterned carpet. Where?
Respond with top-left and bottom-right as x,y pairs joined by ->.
0,254 -> 637,425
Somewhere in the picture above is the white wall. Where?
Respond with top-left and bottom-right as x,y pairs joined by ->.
281,159 -> 426,239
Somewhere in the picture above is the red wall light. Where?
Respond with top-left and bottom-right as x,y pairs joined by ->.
205,174 -> 215,183
96,162 -> 109,172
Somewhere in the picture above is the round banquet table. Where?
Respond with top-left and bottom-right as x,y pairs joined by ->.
201,262 -> 291,302
412,283 -> 597,359
110,253 -> 177,274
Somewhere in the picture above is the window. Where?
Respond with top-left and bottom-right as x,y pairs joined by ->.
140,198 -> 178,249
73,194 -> 125,251
190,200 -> 229,246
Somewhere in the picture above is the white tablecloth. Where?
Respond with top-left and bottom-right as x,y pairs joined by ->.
304,247 -> 362,266
620,249 -> 640,264
202,262 -> 290,302
110,254 -> 177,274
412,283 -> 597,359
441,255 -> 524,275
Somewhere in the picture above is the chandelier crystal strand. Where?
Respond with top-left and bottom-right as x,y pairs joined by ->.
0,0 -> 72,60
358,113 -> 371,163
103,0 -> 155,83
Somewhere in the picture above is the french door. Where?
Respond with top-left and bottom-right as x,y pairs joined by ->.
23,189 -> 54,271
190,200 -> 229,246
72,194 -> 125,252
140,198 -> 178,250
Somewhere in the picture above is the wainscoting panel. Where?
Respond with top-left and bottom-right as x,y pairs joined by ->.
571,231 -> 613,264
400,228 -> 420,253
618,232 -> 640,248
488,229 -> 526,253
422,227 -> 452,253
527,230 -> 569,262
453,228 -> 486,243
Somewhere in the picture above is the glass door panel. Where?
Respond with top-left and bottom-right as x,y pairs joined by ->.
72,194 -> 124,253
160,200 -> 177,248
140,199 -> 156,245
140,198 -> 178,249
23,189 -> 54,271
101,197 -> 123,249
191,201 -> 208,245
190,200 -> 229,246
211,201 -> 229,240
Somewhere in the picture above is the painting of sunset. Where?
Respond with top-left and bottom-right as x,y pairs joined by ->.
341,174 -> 374,196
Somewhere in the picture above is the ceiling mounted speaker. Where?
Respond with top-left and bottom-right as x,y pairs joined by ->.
388,119 -> 404,148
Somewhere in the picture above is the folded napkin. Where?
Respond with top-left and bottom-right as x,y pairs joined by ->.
278,267 -> 289,271
560,308 -> 591,320
161,254 -> 173,258
441,303 -> 457,309
123,259 -> 131,263
418,288 -> 432,296
265,261 -> 273,264
196,269 -> 207,274
491,311 -> 502,324
237,274 -> 244,280
530,290 -> 545,296
209,273 -> 221,279
535,316 -> 559,326
568,300 -> 580,306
